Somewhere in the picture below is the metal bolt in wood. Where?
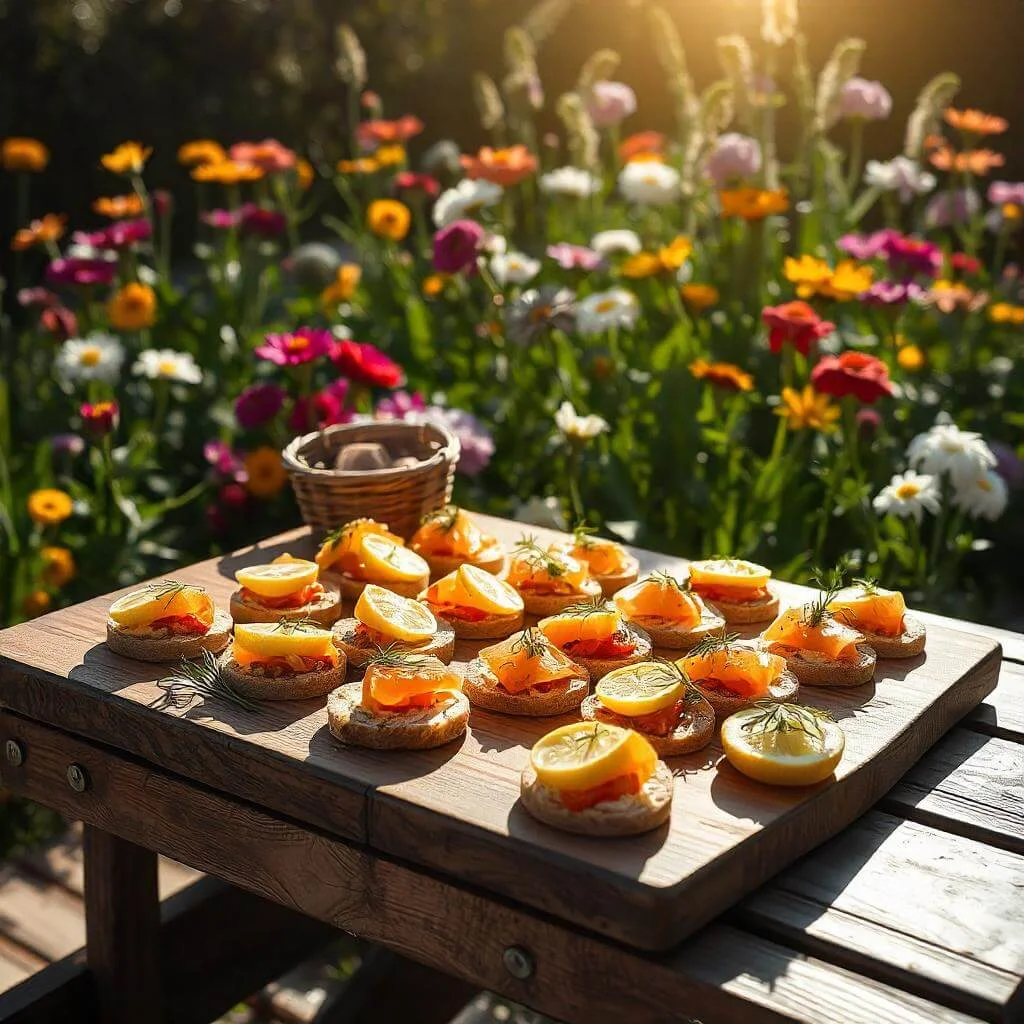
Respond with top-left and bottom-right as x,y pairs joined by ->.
4,739 -> 24,767
66,763 -> 89,793
502,945 -> 534,979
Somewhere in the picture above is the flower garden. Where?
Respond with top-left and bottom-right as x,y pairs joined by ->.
2,3 -> 1022,635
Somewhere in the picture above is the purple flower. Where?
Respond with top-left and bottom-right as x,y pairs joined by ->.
880,233 -> 942,278
50,433 -> 85,458
376,390 -> 426,420
422,405 -> 495,476
988,181 -> 1024,206
837,229 -> 901,261
235,383 -> 287,429
587,81 -> 637,128
991,441 -> 1024,491
46,257 -> 117,288
74,219 -> 152,249
924,188 -> 981,229
546,243 -> 604,271
838,78 -> 892,121
861,280 -> 925,306
255,327 -> 333,366
239,204 -> 287,239
433,220 -> 484,274
705,133 -> 762,188
201,208 -> 240,230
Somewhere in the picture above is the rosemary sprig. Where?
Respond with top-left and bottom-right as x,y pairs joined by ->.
687,629 -> 741,659
150,650 -> 261,713
852,576 -> 881,595
513,535 -> 567,577
422,505 -> 460,532
739,700 -> 834,743
802,562 -> 849,628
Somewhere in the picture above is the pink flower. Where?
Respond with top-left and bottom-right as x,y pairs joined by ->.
839,78 -> 892,121
287,383 -> 351,433
433,220 -> 484,274
229,139 -> 296,172
46,257 -> 117,288
861,280 -> 924,306
925,188 -> 980,229
80,400 -> 119,436
394,172 -> 441,198
705,133 -> 762,187
988,181 -> 1024,205
204,441 -> 246,482
255,327 -> 333,366
881,234 -> 942,277
588,81 -> 637,128
17,287 -> 58,308
331,340 -> 404,388
239,204 -> 287,238
546,243 -> 604,271
74,219 -> 152,249
235,383 -> 287,429
376,390 -> 426,420
201,208 -> 240,230
41,306 -> 78,340
837,229 -> 900,261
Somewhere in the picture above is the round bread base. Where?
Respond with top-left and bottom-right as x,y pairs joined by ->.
324,571 -> 429,602
565,627 -> 653,682
765,643 -> 876,688
699,588 -> 780,626
693,669 -> 800,720
327,682 -> 469,750
859,615 -> 927,659
519,761 -> 673,837
220,652 -> 346,701
332,617 -> 456,674
519,579 -> 603,618
229,585 -> 342,627
626,609 -> 727,650
594,556 -> 640,598
462,660 -> 589,716
105,610 -> 232,663
420,606 -> 524,641
419,549 -> 505,580
579,694 -> 716,756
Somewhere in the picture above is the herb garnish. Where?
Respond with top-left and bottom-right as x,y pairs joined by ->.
739,701 -> 834,743
572,520 -> 598,550
270,613 -> 321,634
364,642 -> 428,671
509,628 -> 549,659
802,562 -> 848,628
852,576 -> 881,595
513,535 -> 567,577
687,629 -> 741,659
649,570 -> 691,592
422,505 -> 460,532
150,650 -> 261,713
559,595 -> 612,618
143,579 -> 200,611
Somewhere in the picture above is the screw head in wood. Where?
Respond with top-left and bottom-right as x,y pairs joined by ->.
66,763 -> 89,793
4,740 -> 24,767
502,945 -> 534,980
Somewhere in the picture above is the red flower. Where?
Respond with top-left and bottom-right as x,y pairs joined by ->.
394,171 -> 441,197
762,301 -> 835,356
950,252 -> 981,276
80,400 -> 119,436
331,340 -> 404,388
41,305 -> 78,340
811,351 -> 894,404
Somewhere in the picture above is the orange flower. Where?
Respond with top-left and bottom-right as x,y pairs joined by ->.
422,273 -> 451,298
1003,203 -> 1023,222
22,591 -> 52,618
374,145 -> 406,168
295,158 -> 315,190
108,282 -> 157,331
321,264 -> 362,306
989,302 -> 1024,324
2,137 -> 49,172
689,358 -> 754,392
943,108 -> 1008,136
621,236 -> 692,278
101,142 -> 152,175
366,199 -> 411,241
27,488 -> 73,526
11,213 -> 65,252
897,344 -> 925,371
719,187 -> 789,221
177,140 -> 226,167
244,447 -> 288,498
229,139 -> 296,172
680,283 -> 719,312
336,157 -> 379,175
618,131 -> 667,163
191,160 -> 264,184
40,546 -> 76,588
92,194 -> 144,218
929,144 -> 1004,175
921,279 -> 988,314
357,115 -> 424,150
460,145 -> 537,187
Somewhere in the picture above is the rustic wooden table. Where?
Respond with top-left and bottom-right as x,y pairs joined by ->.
0,520 -> 1021,1024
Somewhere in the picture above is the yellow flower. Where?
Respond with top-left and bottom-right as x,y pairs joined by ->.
244,447 -> 288,499
680,283 -> 719,312
620,252 -> 663,279
296,158 -> 315,190
422,273 -> 451,298
11,213 -> 65,252
177,140 -> 226,167
775,386 -> 840,432
336,157 -> 379,175
92,194 -> 145,219
374,145 -> 406,167
22,590 -> 52,618
897,344 -> 925,371
820,260 -> 874,301
689,358 -> 753,392
40,546 -> 76,588
101,142 -> 152,176
621,236 -> 692,279
191,160 -> 263,184
719,187 -> 789,220
658,236 -> 692,270
108,282 -> 157,331
1003,203 -> 1023,222
784,255 -> 832,299
989,302 -> 1024,324
366,199 -> 411,241
2,137 -> 49,172
27,489 -> 74,526
321,263 -> 362,306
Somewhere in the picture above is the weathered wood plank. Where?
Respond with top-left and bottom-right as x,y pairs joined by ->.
0,867 -> 85,962
0,952 -> 93,1024
0,939 -> 44,994
965,660 -> 1024,742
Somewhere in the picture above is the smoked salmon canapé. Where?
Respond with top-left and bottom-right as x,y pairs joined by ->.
463,629 -> 590,716
327,650 -> 468,750
826,581 -> 926,658
520,722 -> 673,837
332,584 -> 455,673
613,572 -> 726,649
314,518 -> 429,600
419,564 -> 524,639
580,661 -> 716,757
409,505 -> 505,578
686,558 -> 780,625
537,599 -> 652,682
231,553 -> 341,627
551,524 -> 639,597
504,536 -> 602,616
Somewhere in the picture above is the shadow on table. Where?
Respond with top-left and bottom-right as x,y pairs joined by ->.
216,533 -> 318,582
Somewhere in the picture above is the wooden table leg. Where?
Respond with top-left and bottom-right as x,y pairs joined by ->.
83,826 -> 163,1024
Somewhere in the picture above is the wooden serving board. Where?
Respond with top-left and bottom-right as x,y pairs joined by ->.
0,517 -> 1000,952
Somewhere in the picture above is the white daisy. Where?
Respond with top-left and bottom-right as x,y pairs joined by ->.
489,251 -> 541,287
906,421 -> 996,489
576,288 -> 639,336
55,334 -> 125,385
590,229 -> 642,256
539,166 -> 602,199
863,157 -> 936,203
133,349 -> 202,384
953,469 -> 1009,521
432,179 -> 503,228
554,400 -> 609,441
618,161 -> 680,206
872,471 -> 942,523
481,232 -> 507,255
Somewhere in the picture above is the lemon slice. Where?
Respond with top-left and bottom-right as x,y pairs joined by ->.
595,663 -> 684,716
236,559 -> 318,598
721,704 -> 845,786
457,564 -> 523,613
530,722 -> 656,791
234,621 -> 335,658
108,582 -> 211,627
355,584 -> 437,642
358,534 -> 428,582
689,558 -> 771,589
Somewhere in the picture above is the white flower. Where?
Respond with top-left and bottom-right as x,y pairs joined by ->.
539,166 -> 602,199
907,422 -> 996,489
618,161 -> 680,206
873,471 -> 942,523
576,288 -> 639,335
490,251 -> 541,287
133,349 -> 202,384
864,156 -> 936,203
554,400 -> 609,441
590,229 -> 642,256
513,495 -> 568,531
953,469 -> 1009,521
432,179 -> 503,228
55,334 -> 125,385
482,232 -> 507,255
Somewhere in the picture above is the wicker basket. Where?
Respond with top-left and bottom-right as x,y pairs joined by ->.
282,420 -> 460,540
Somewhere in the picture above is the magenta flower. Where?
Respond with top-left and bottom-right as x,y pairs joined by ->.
838,78 -> 892,121
239,204 -> 287,238
837,229 -> 900,261
988,181 -> 1024,205
46,257 -> 117,288
201,208 -> 240,230
433,220 -> 484,274
287,387 -> 352,434
376,390 -> 426,420
74,219 -> 152,249
861,280 -> 925,306
547,243 -> 604,271
235,383 -> 287,429
204,441 -> 246,482
219,482 -> 248,509
422,406 -> 494,476
588,81 -> 637,128
881,233 -> 942,278
255,327 -> 333,366
705,133 -> 762,188
394,172 -> 441,198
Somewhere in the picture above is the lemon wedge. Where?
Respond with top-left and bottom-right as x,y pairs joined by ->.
236,559 -> 318,598
358,534 -> 428,582
530,722 -> 656,791
108,582 -> 212,627
457,564 -> 523,613
355,585 -> 437,642
234,621 -> 335,658
721,704 -> 844,786
595,663 -> 684,716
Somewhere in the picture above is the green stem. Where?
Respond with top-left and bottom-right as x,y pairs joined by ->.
845,119 -> 864,198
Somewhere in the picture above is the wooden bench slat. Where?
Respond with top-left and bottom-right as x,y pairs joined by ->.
965,660 -> 1024,742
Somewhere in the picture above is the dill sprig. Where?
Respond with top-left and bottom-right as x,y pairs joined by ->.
852,576 -> 881,595
555,722 -> 613,762
739,701 -> 834,743
571,520 -> 599,549
649,570 -> 691,592
559,595 -> 612,618
645,656 -> 705,704
687,629 -> 741,659
150,650 -> 261,714
513,535 -> 567,577
143,579 -> 201,611
322,518 -> 376,551
509,628 -> 549,659
270,613 -> 322,634
364,642 -> 429,670
422,505 -> 460,532
802,562 -> 849,628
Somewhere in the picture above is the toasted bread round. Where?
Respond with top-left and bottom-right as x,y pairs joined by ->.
220,649 -> 346,700
419,603 -> 524,640
579,693 -> 716,757
331,617 -> 456,674
563,626 -> 653,682
692,668 -> 800,719
519,761 -> 673,836
462,659 -> 589,716
105,610 -> 232,663
764,643 -> 876,688
324,570 -> 429,602
593,555 -> 640,597
229,584 -> 342,627
858,615 -> 927,659
518,578 -> 603,617
700,587 -> 780,626
327,681 -> 469,750
420,548 -> 505,580
625,607 -> 727,650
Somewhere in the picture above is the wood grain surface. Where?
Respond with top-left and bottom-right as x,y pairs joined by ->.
0,518 -> 1000,951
